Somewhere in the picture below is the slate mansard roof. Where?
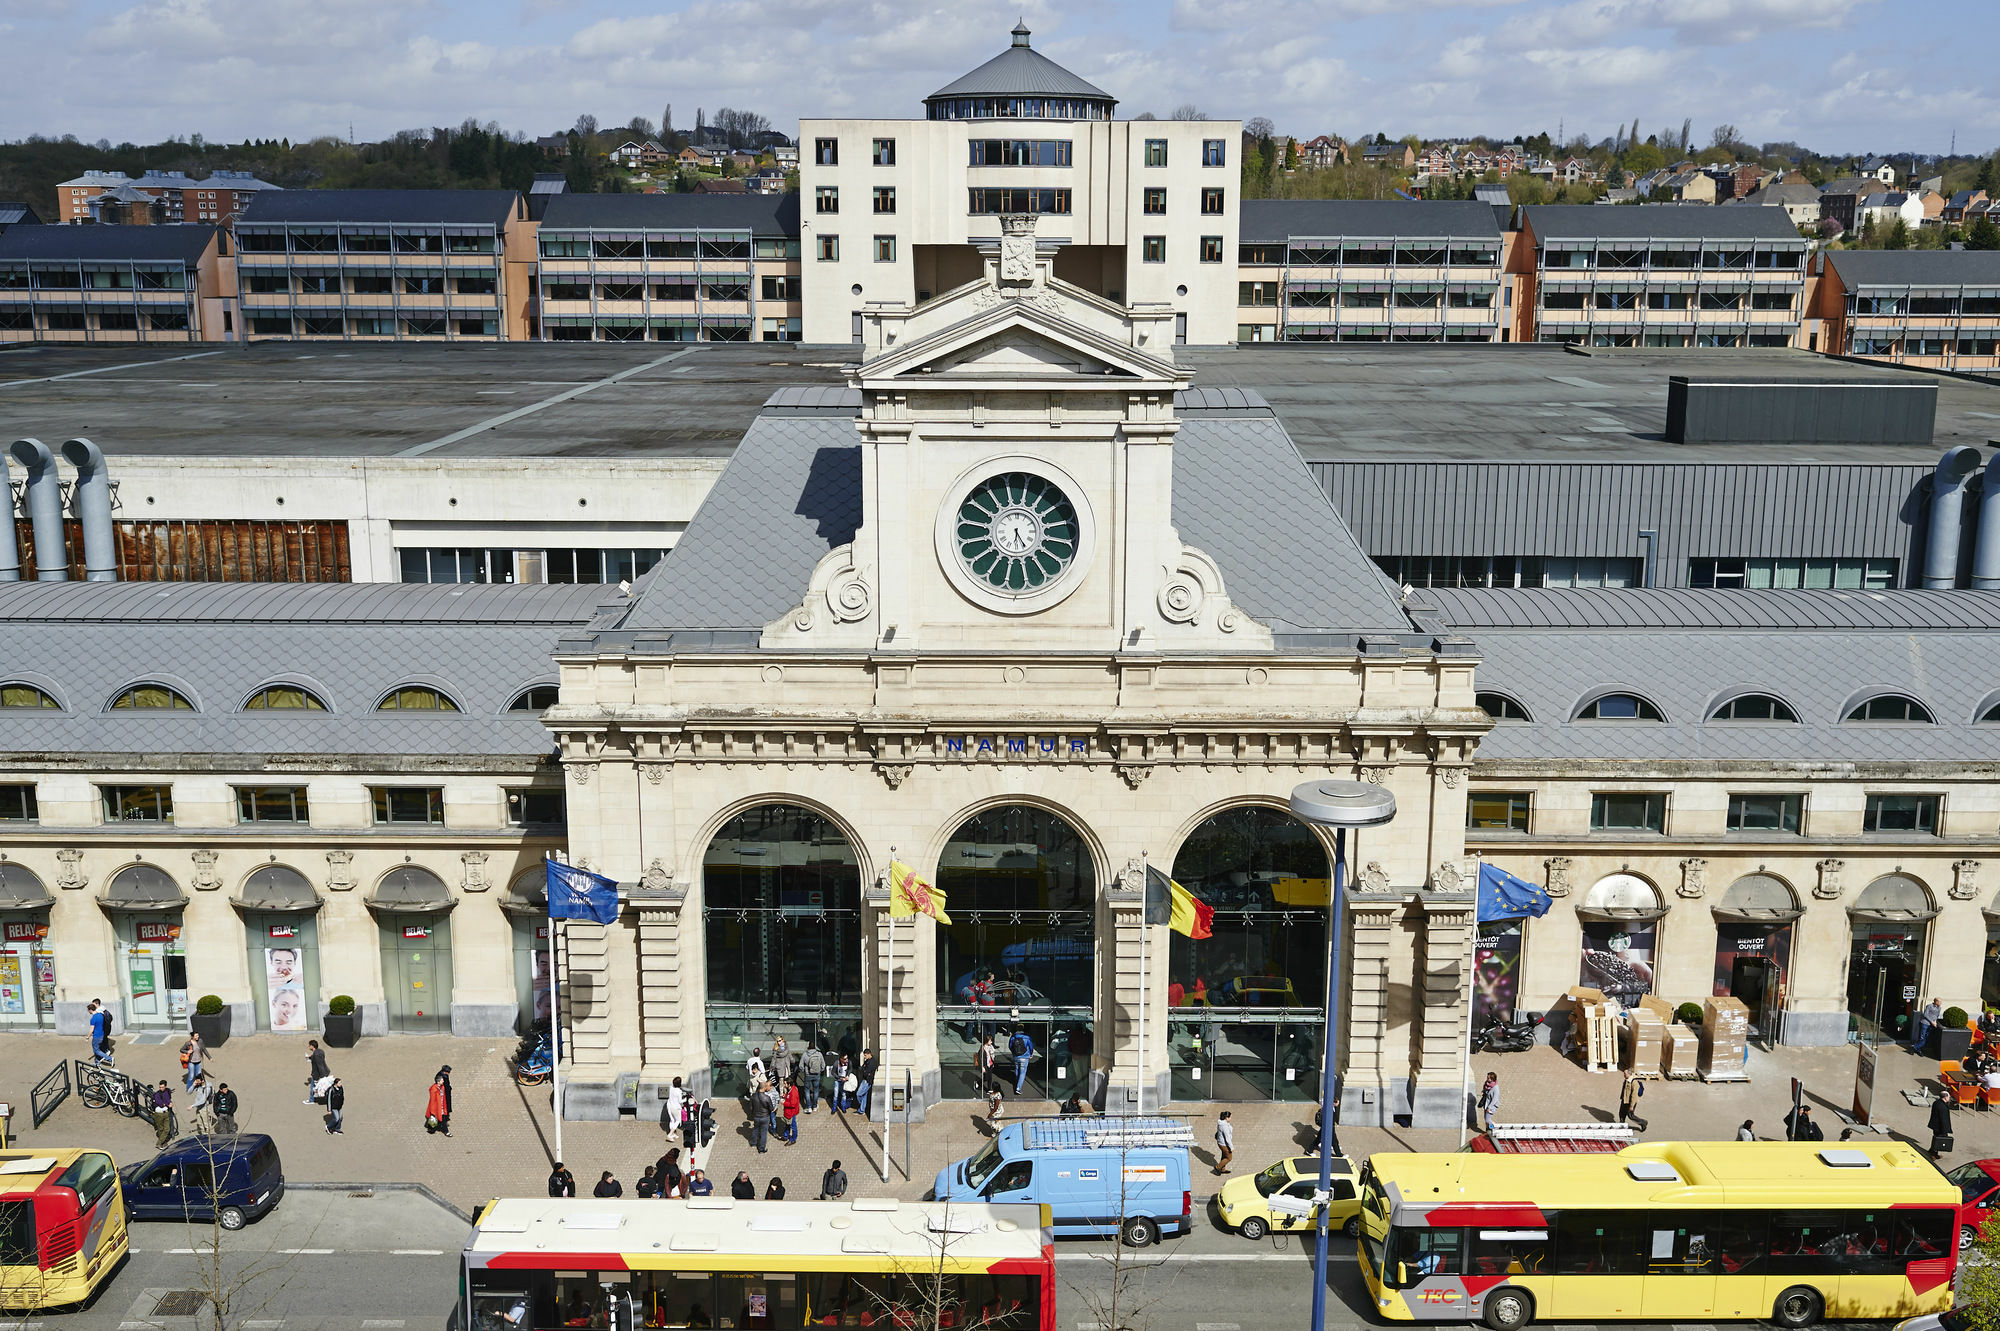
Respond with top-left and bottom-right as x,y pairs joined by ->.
0,226 -> 219,265
1239,199 -> 1505,244
1416,586 -> 2000,765
239,190 -> 521,227
1824,249 -> 2000,289
539,191 -> 799,237
0,581 -> 609,759
599,389 -> 1415,648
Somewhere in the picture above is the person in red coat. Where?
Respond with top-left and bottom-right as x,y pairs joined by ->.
426,1072 -> 451,1136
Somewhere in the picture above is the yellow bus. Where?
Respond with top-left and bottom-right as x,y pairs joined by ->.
1357,1141 -> 1956,1330
0,1148 -> 129,1310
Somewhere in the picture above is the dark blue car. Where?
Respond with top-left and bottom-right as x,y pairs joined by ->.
119,1134 -> 284,1231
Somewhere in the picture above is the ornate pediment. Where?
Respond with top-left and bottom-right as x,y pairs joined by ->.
859,294 -> 1182,393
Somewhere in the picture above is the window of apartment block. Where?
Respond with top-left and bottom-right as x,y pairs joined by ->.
817,235 -> 839,262
872,138 -> 895,166
1200,236 -> 1223,263
1467,792 -> 1531,832
0,784 -> 38,822
349,274 -> 392,295
760,275 -> 800,301
399,547 -> 515,584
815,138 -> 838,166
1201,187 -> 1225,215
1239,243 -> 1284,264
873,235 -> 897,263
238,786 -> 309,823
1726,792 -> 1802,833
1144,139 -> 1168,167
1238,281 -> 1278,306
873,186 -> 896,214
1590,792 -> 1665,833
1864,793 -> 1939,834
372,787 -> 444,826
815,186 -> 839,214
456,273 -> 497,296
103,784 -> 173,823
1202,139 -> 1226,167
507,788 -> 567,827
1143,188 -> 1167,215
1689,557 -> 1896,591
1143,236 -> 1166,263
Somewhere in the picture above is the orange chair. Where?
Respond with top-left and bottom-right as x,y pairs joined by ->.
1952,1076 -> 1981,1108
1983,1084 -> 2000,1112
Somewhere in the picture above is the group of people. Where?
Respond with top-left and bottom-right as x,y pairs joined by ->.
735,1036 -> 879,1148
549,1156 -> 852,1204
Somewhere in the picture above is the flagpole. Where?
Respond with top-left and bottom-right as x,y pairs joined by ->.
1459,856 -> 1479,1150
547,852 -> 565,1170
882,849 -> 896,1185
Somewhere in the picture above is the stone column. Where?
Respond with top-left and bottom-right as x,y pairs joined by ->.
1412,893 -> 1476,1129
634,880 -> 690,1101
558,918 -> 616,1118
1099,859 -> 1167,1112
1343,892 -> 1402,1126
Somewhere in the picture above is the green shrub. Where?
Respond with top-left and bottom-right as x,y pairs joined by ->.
194,994 -> 224,1016
1675,1001 -> 1704,1025
327,995 -> 356,1017
1942,1006 -> 1970,1030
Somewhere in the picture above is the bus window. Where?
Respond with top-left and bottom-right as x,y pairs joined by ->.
646,1272 -> 714,1329
471,1287 -> 530,1331
1387,1227 -> 1463,1287
1470,1228 -> 1549,1277
1895,1210 -> 1951,1260
0,1200 -> 35,1266
554,1275 -> 610,1328
1709,1212 -> 1765,1276
1553,1211 -> 1646,1274
1645,1226 -> 1713,1274
54,1152 -> 118,1211
1767,1211 -> 1846,1275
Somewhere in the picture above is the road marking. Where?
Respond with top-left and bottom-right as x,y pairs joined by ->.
282,1247 -> 335,1254
245,1321 -> 284,1328
362,1320 -> 406,1327
0,349 -> 223,388
168,1246 -> 217,1253
393,1248 -> 445,1255
1197,1323 -> 1244,1329
396,348 -> 699,457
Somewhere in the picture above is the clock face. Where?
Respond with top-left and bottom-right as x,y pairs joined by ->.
955,471 -> 1079,593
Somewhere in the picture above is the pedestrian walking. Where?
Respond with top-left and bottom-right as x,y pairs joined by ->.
1477,1072 -> 1500,1134
305,1039 -> 331,1104
180,1030 -> 206,1092
857,1048 -> 879,1117
987,1088 -> 1003,1124
635,1165 -> 659,1199
1784,1103 -> 1823,1141
212,1082 -> 240,1134
765,1177 -> 786,1201
1928,1095 -> 1955,1161
426,1073 -> 451,1136
1617,1071 -> 1645,1129
745,1047 -> 766,1085
818,1160 -> 847,1201
799,1045 -> 825,1112
1009,1027 -> 1035,1096
595,1171 -> 623,1198
326,1078 -> 345,1135
782,1080 -> 801,1145
1213,1111 -> 1235,1175
657,1147 -> 684,1199
86,999 -> 112,1066
687,1169 -> 713,1197
151,1080 -> 174,1147
664,1077 -> 687,1135
435,1065 -> 454,1132
189,1073 -> 215,1133
730,1171 -> 756,1201
1737,1120 -> 1756,1141
548,1162 -> 577,1197
771,1037 -> 792,1085
975,1035 -> 997,1095
1915,997 -> 1943,1053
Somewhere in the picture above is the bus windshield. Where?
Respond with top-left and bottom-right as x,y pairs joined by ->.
964,1139 -> 1005,1192
0,1201 -> 34,1265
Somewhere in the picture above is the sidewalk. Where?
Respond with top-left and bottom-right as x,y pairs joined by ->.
7,1028 -> 1994,1220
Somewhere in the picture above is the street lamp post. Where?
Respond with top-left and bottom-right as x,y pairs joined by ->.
1290,779 -> 1397,1331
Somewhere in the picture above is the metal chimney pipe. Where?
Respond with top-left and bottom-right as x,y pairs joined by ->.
1923,445 -> 1980,589
0,447 -> 19,582
1973,451 -> 2000,591
59,438 -> 117,582
7,439 -> 67,582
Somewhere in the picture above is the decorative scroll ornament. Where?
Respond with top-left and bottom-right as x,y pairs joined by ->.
325,849 -> 356,892
1438,767 -> 1466,790
1356,861 -> 1393,894
1363,766 -> 1392,785
56,848 -> 86,891
191,849 -> 222,892
642,859 -> 674,894
1116,763 -> 1152,790
1677,857 -> 1708,900
878,764 -> 913,790
568,761 -> 597,786
1543,855 -> 1573,898
460,851 -> 491,893
1814,857 -> 1845,900
1951,859 -> 1980,901
641,763 -> 668,786
1430,860 -> 1465,895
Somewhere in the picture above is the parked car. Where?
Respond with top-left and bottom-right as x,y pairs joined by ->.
1944,1158 -> 2000,1249
119,1134 -> 284,1231
1215,1155 -> 1361,1241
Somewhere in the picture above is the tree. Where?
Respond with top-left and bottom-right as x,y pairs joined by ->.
1978,154 -> 1996,194
1132,111 -> 1157,121
661,103 -> 674,146
1679,117 -> 1692,154
626,116 -> 656,141
1243,116 -> 1275,141
1968,215 -> 2000,250
1709,123 -> 1740,153
1622,142 -> 1665,175
573,113 -> 597,138
1965,1210 -> 2000,1331
1883,218 -> 1909,250
1167,104 -> 1207,121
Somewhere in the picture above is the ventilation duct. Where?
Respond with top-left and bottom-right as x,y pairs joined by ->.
1973,452 -> 2000,592
59,438 -> 117,582
7,438 -> 66,582
0,447 -> 18,582
1923,446 -> 1980,589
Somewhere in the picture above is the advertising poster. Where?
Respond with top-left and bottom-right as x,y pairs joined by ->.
128,951 -> 157,1002
1474,921 -> 1523,1026
265,946 -> 307,1032
1579,921 -> 1656,1007
530,948 -> 552,1025
1853,1040 -> 1878,1125
0,953 -> 22,1015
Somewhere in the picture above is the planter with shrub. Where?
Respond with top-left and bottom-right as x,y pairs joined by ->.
1675,1001 -> 1704,1028
1938,1005 -> 1973,1062
191,994 -> 230,1047
323,994 -> 360,1048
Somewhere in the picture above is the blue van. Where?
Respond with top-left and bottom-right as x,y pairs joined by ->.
119,1134 -> 284,1231
933,1117 -> 1194,1246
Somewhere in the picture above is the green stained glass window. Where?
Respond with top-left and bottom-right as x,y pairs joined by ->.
954,472 -> 1078,594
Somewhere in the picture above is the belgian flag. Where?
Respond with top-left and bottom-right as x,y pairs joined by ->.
1145,865 -> 1213,940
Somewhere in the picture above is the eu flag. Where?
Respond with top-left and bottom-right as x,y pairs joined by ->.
546,859 -> 620,924
1477,862 -> 1552,924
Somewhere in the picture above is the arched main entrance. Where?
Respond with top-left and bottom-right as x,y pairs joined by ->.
935,805 -> 1096,1102
702,804 -> 863,1100
1166,806 -> 1330,1102
1847,874 -> 1938,1044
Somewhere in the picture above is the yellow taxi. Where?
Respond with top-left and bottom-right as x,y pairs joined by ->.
1214,1154 -> 1362,1240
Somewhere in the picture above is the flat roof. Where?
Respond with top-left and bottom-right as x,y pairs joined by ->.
540,191 -> 798,237
240,189 -> 519,227
0,225 -> 217,264
1240,199 -> 1504,243
1522,203 -> 1804,242
2,342 -> 1992,465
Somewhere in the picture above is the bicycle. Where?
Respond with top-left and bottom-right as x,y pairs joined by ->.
78,1063 -> 146,1119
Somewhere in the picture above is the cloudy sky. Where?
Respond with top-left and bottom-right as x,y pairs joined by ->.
2,0 -> 1993,155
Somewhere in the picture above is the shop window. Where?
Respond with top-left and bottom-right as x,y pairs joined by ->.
1845,694 -> 1933,723
102,784 -> 173,822
1726,792 -> 1802,833
1590,792 -> 1665,832
1576,693 -> 1663,721
108,683 -> 195,711
508,685 -> 559,712
0,784 -> 38,822
1467,792 -> 1530,832
376,686 -> 461,712
372,787 -> 444,825
0,684 -> 59,709
238,786 -> 309,823
243,685 -> 327,711
1863,793 -> 1939,834
506,788 -> 566,826
1710,694 -> 1797,721
1476,691 -> 1531,721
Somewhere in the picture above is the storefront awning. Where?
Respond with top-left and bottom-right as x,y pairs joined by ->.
100,863 -> 188,913
1712,872 -> 1802,925
234,864 -> 322,915
0,863 -> 52,911
1578,872 -> 1667,922
1848,873 -> 1938,924
501,868 -> 548,919
367,865 -> 455,917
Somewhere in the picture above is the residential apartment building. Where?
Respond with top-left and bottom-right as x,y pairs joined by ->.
0,224 -> 237,343
56,169 -> 280,225
234,190 -> 536,342
1520,205 -> 1809,348
798,22 -> 1241,346
1234,199 -> 1508,343
1816,249 -> 2000,374
535,192 -> 802,343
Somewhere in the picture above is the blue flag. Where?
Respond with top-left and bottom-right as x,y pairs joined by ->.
1477,862 -> 1553,924
546,859 -> 620,924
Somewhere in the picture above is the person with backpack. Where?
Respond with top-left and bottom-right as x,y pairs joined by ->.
818,1159 -> 847,1201
1009,1027 -> 1035,1096
1617,1070 -> 1645,1129
798,1044 -> 825,1113
87,999 -> 115,1067
548,1162 -> 577,1197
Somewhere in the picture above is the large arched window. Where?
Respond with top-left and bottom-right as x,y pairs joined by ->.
109,683 -> 194,711
376,685 -> 461,712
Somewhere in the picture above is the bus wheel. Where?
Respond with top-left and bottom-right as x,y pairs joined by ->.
1482,1288 -> 1532,1331
1238,1217 -> 1267,1241
1120,1217 -> 1157,1248
1772,1286 -> 1822,1329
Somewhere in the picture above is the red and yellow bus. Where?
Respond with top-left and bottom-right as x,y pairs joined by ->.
462,1198 -> 1053,1330
0,1148 -> 129,1310
1358,1141 -> 1956,1330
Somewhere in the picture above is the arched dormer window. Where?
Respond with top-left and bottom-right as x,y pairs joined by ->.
243,685 -> 328,711
1475,691 -> 1531,721
376,686 -> 461,713
109,683 -> 194,711
1844,694 -> 1933,724
508,685 -> 559,713
1710,694 -> 1798,722
0,684 -> 60,710
1575,692 -> 1663,722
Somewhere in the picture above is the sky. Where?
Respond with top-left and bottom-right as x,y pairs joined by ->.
1,0 -> 1995,156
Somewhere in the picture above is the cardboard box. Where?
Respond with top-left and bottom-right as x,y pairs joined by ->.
1698,995 -> 1751,1079
1662,1025 -> 1698,1078
1638,994 -> 1676,1024
1624,1008 -> 1665,1074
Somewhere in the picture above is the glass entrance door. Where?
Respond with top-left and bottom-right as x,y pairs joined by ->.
115,914 -> 186,1029
1168,1010 -> 1322,1102
380,914 -> 453,1034
939,1007 -> 1093,1103
707,1007 -> 860,1102
1848,923 -> 1925,1044
0,918 -> 53,1029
